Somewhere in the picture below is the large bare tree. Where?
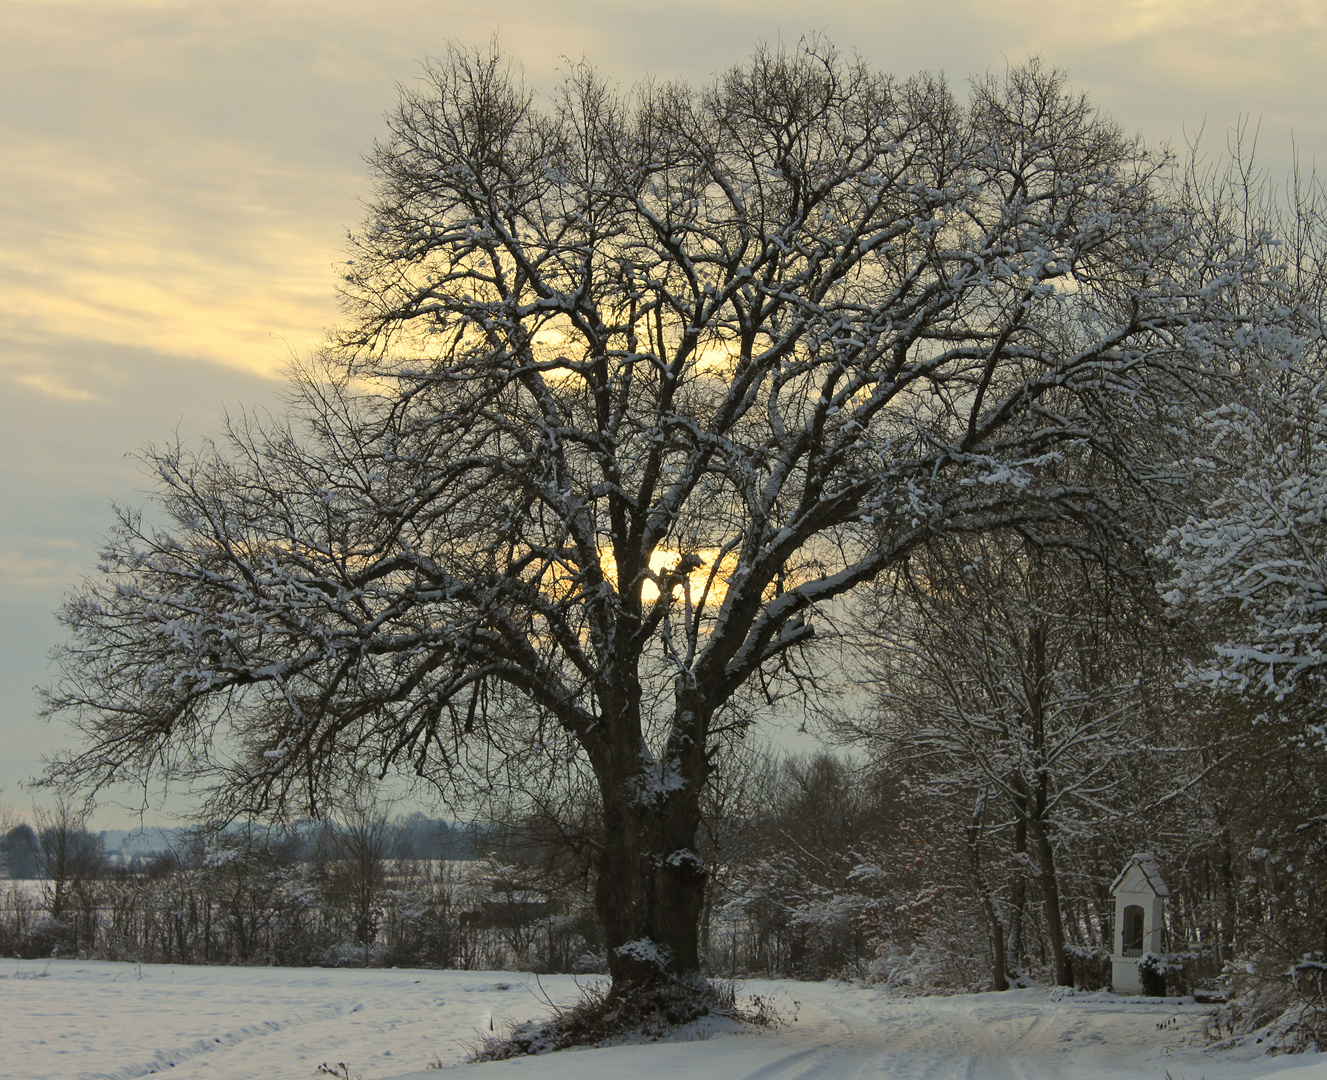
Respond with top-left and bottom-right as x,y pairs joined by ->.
43,43 -> 1267,1004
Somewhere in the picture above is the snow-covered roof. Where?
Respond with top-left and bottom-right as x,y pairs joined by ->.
1110,852 -> 1170,896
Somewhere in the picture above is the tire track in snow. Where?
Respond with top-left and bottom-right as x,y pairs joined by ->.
781,993 -> 1087,1080
766,998 -> 973,1080
743,1040 -> 906,1080
733,998 -> 941,1080
952,1016 -> 1021,1080
74,1000 -> 362,1080
737,1045 -> 836,1080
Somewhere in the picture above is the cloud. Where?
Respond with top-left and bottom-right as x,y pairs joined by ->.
0,546 -> 88,596
0,130 -> 348,380
973,0 -> 1327,149
3,5 -> 1322,392
5,370 -> 100,402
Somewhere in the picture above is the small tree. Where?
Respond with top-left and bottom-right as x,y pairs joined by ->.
193,826 -> 303,964
1,822 -> 38,879
718,753 -> 904,979
33,800 -> 103,953
316,811 -> 395,966
43,43 -> 1278,1011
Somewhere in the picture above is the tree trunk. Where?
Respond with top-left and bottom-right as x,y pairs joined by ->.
1024,617 -> 1073,987
978,882 -> 1009,991
1029,820 -> 1074,987
967,797 -> 1009,991
1218,826 -> 1237,964
596,774 -> 707,991
590,693 -> 710,995
1006,808 -> 1028,982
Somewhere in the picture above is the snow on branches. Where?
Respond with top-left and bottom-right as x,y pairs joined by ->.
1160,363 -> 1327,736
1158,140 -> 1327,740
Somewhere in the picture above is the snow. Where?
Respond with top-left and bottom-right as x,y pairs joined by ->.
5,960 -> 1325,1080
1110,853 -> 1171,896
614,938 -> 669,965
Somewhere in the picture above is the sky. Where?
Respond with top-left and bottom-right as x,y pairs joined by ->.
2,0 -> 1325,828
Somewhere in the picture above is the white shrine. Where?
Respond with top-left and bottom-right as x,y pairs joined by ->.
1110,852 -> 1169,994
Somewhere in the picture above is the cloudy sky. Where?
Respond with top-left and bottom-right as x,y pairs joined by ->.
2,0 -> 1324,826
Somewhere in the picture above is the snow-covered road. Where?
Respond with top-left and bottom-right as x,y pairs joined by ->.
5,960 -> 1324,1080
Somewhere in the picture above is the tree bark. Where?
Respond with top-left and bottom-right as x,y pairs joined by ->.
1025,616 -> 1074,987
595,774 -> 707,990
1029,819 -> 1074,987
590,699 -> 710,993
1007,806 -> 1028,982
967,808 -> 1009,991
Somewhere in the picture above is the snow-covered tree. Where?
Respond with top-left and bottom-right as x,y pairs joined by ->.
852,531 -> 1165,986
42,43 -> 1278,1011
1161,367 -> 1327,738
314,811 -> 396,967
1146,149 -> 1327,1030
714,753 -> 904,979
1160,144 -> 1327,742
33,799 -> 103,953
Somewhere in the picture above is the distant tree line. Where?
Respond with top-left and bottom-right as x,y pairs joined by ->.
0,807 -> 588,970
4,713 -> 1321,1005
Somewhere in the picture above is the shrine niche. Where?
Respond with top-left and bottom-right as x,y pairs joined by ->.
1110,853 -> 1169,994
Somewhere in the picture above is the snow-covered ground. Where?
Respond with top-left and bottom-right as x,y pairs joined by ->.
5,959 -> 1325,1080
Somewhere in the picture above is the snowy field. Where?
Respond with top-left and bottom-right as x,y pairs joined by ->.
5,959 -> 1326,1080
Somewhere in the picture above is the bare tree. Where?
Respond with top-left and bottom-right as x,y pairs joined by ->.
43,43 -> 1276,1009
316,811 -> 396,966
0,804 -> 14,882
33,799 -> 103,953
717,753 -> 905,980
849,530 -> 1166,986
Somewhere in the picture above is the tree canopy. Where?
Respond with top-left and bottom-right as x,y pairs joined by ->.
42,43 -> 1281,1000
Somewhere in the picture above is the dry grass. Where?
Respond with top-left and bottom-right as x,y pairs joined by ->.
468,976 -> 783,1059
